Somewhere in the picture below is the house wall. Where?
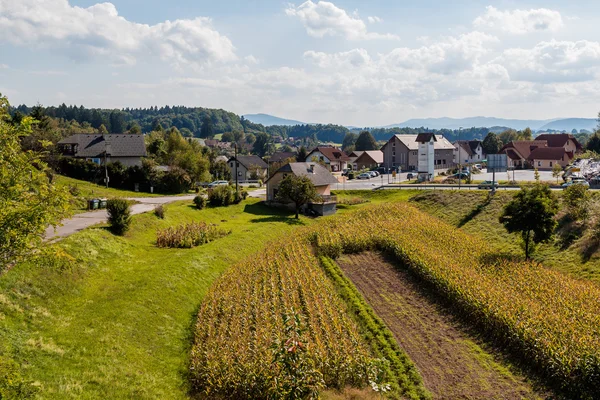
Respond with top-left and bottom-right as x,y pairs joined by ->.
76,155 -> 142,167
355,154 -> 381,170
564,139 -> 578,153
532,159 -> 564,170
453,144 -> 483,165
435,149 -> 454,170
382,137 -> 411,171
307,150 -> 346,172
418,140 -> 435,179
228,161 -> 267,181
266,171 -> 331,200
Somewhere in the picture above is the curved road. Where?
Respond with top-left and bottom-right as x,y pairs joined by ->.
44,195 -> 196,241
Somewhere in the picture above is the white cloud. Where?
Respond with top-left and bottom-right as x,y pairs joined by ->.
0,64 -> 8,69
500,40 -> 600,82
474,6 -> 564,34
367,16 -> 382,24
304,49 -> 371,68
0,0 -> 236,66
285,1 -> 398,40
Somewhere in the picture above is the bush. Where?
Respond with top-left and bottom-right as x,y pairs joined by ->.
154,204 -> 165,219
156,222 -> 230,248
107,199 -> 132,235
208,185 -> 235,207
194,195 -> 206,210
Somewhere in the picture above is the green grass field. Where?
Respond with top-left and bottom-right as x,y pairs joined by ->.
0,198 -> 312,399
55,175 -> 165,199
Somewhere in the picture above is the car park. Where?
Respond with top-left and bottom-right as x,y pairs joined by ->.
357,173 -> 371,179
562,179 -> 590,188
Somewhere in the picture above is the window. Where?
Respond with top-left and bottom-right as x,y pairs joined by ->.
392,155 -> 396,162
230,163 -> 234,167
538,161 -> 541,167
238,171 -> 242,176
392,151 -> 396,156
236,162 -> 240,168
549,162 -> 553,167
442,159 -> 446,164
392,142 -> 396,148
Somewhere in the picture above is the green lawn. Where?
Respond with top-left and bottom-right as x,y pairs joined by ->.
55,175 -> 166,199
0,199 -> 311,399
409,190 -> 600,283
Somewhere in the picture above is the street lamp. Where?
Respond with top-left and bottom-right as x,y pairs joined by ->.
458,127 -> 462,190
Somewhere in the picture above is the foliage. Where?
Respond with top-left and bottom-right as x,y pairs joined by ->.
160,167 -> 192,194
563,184 -> 591,222
154,205 -> 165,219
208,185 -> 235,207
156,222 -> 230,248
0,356 -> 38,399
354,131 -> 378,151
276,175 -> 318,219
342,132 -> 358,151
190,236 -> 403,399
586,133 -> 600,153
499,184 -> 559,259
253,131 -> 274,157
310,203 -> 600,399
0,93 -> 71,270
106,199 -> 132,235
482,132 -> 503,155
200,116 -> 214,138
193,195 -> 206,210
552,163 -> 563,183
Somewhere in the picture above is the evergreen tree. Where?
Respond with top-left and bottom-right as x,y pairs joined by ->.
482,132 -> 503,154
354,130 -> 378,151
200,116 -> 214,138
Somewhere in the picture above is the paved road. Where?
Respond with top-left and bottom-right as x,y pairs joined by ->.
45,195 -> 196,241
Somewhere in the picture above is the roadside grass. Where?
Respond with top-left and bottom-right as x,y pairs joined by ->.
55,175 -> 166,199
333,189 -> 420,209
410,190 -> 600,283
0,198 -> 310,399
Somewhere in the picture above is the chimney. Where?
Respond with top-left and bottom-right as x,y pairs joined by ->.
308,164 -> 314,173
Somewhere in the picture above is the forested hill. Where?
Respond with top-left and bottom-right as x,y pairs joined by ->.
12,103 -> 491,143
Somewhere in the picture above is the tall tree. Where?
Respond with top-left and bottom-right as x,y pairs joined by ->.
482,132 -> 503,154
253,132 -> 273,157
354,130 -> 378,151
342,132 -> 358,152
499,184 -> 559,259
276,175 -> 318,219
586,133 -> 600,153
519,127 -> 533,140
200,116 -> 214,138
297,146 -> 308,162
0,93 -> 71,270
498,129 -> 519,145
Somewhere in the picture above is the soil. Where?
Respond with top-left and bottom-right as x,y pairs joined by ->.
337,252 -> 547,400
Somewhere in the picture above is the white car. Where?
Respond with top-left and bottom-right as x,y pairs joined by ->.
368,171 -> 378,178
207,180 -> 229,188
357,173 -> 371,180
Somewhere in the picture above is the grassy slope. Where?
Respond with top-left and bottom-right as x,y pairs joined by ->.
409,190 -> 600,283
55,175 -> 166,199
0,199 -> 310,399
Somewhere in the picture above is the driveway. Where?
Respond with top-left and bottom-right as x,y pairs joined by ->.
45,195 -> 196,241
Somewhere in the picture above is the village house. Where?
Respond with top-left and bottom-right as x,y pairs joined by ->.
228,155 -> 268,181
453,140 -> 485,165
57,134 -> 147,167
305,147 -> 350,172
267,151 -> 297,165
266,162 -> 339,216
348,150 -> 384,170
499,134 -> 582,169
381,134 -> 455,172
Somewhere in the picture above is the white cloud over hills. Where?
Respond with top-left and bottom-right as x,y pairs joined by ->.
474,6 -> 564,34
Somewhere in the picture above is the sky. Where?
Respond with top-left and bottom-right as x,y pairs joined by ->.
1,0 -> 599,126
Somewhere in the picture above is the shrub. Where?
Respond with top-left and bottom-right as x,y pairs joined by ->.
0,356 -> 38,399
193,195 -> 206,210
156,222 -> 230,248
154,204 -> 165,219
208,185 -> 235,207
338,197 -> 370,206
106,199 -> 131,235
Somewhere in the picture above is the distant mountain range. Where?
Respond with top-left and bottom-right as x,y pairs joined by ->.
244,114 -> 597,132
243,113 -> 306,126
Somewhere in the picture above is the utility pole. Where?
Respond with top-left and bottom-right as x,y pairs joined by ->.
458,127 -> 462,190
234,143 -> 239,197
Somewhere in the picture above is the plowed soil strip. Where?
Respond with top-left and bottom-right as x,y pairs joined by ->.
337,252 -> 543,400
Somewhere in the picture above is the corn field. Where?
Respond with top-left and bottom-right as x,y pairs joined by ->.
189,236 -> 424,399
309,203 -> 600,399
156,222 -> 230,248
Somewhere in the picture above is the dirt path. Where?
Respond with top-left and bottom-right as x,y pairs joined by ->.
337,252 -> 544,400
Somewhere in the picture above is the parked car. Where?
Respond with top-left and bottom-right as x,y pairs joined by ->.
406,173 -> 414,180
474,164 -> 483,170
478,180 -> 499,189
449,173 -> 470,180
369,171 -> 379,178
357,173 -> 371,180
207,180 -> 229,188
562,179 -> 590,188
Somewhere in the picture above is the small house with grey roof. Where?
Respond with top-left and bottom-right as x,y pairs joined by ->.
57,134 -> 147,167
265,162 -> 339,216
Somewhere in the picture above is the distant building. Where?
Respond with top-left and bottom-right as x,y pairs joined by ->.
267,151 -> 297,165
348,150 -> 384,170
57,134 -> 147,167
453,140 -> 485,165
416,133 -> 436,181
499,134 -> 582,170
381,134 -> 455,171
228,155 -> 268,181
305,147 -> 350,172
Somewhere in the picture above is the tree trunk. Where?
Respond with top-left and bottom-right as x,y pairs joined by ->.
295,204 -> 299,219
